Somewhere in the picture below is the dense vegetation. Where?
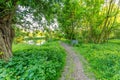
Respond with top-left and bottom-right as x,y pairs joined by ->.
58,0 -> 120,43
0,0 -> 120,79
73,39 -> 120,80
0,42 -> 66,80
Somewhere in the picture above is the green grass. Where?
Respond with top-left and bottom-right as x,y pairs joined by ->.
0,42 -> 66,80
73,39 -> 120,80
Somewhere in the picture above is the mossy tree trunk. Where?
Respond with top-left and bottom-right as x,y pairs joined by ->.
0,0 -> 18,60
0,20 -> 15,60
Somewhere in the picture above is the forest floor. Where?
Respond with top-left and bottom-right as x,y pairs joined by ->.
60,42 -> 95,80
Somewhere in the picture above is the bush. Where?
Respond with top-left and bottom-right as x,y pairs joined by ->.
0,42 -> 66,80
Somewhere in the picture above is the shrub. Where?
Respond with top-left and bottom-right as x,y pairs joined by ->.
0,42 -> 66,80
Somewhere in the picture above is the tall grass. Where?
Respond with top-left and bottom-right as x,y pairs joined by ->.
73,39 -> 120,80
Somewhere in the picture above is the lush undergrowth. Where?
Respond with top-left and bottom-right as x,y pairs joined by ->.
73,39 -> 120,80
0,42 -> 66,80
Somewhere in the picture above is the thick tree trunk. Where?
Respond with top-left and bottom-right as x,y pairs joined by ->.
0,21 -> 15,60
0,0 -> 18,60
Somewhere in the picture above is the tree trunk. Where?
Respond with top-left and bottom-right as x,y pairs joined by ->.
0,0 -> 18,60
0,21 -> 15,60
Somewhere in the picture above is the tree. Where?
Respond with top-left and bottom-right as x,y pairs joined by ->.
0,0 -> 62,60
81,0 -> 120,43
58,0 -> 120,43
0,0 -> 17,60
58,0 -> 82,40
98,0 -> 120,43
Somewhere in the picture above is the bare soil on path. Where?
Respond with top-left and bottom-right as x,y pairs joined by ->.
60,43 -> 95,80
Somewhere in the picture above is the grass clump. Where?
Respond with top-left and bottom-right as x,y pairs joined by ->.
73,39 -> 120,80
0,42 -> 66,80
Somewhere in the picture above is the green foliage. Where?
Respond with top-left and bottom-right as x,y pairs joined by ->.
58,0 -> 81,39
0,42 -> 66,80
73,39 -> 120,80
57,0 -> 120,43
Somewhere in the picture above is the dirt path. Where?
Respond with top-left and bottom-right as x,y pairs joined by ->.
60,43 -> 95,80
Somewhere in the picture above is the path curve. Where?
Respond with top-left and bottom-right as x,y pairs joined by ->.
60,43 -> 94,80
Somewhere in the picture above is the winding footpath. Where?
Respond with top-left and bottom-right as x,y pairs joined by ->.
60,43 -> 95,80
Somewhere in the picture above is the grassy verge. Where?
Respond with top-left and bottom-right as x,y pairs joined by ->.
73,39 -> 120,80
0,41 -> 66,80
